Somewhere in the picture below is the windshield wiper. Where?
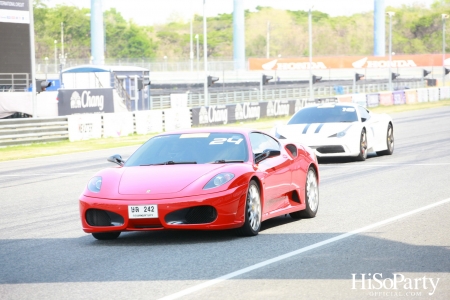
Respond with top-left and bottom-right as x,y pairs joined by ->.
141,161 -> 197,166
211,160 -> 244,164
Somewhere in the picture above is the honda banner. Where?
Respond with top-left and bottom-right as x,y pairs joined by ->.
249,54 -> 450,71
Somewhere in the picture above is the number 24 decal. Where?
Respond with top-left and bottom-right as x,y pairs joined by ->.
210,138 -> 243,145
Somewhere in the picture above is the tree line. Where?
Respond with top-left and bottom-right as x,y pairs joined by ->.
33,0 -> 450,61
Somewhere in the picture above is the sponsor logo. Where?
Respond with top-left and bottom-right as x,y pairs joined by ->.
277,62 -> 327,70
352,273 -> 440,296
70,91 -> 104,110
267,100 -> 290,117
199,106 -> 228,125
352,57 -> 417,68
235,103 -> 261,121
262,59 -> 278,70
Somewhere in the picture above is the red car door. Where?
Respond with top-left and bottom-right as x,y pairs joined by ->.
250,133 -> 292,214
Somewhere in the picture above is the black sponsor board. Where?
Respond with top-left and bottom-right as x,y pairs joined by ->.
57,88 -> 115,116
191,99 -> 325,126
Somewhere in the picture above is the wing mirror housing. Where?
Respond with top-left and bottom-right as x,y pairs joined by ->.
255,149 -> 281,164
107,154 -> 125,166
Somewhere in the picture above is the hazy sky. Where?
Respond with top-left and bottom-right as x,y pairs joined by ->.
47,0 -> 436,25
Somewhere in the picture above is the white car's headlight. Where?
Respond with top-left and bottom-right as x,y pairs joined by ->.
329,124 -> 352,138
203,173 -> 235,190
87,176 -> 102,193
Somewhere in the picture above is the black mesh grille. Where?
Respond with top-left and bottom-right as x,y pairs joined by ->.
316,145 -> 345,154
86,209 -> 124,227
185,206 -> 218,224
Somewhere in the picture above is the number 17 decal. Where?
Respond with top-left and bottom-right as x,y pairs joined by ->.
210,137 -> 243,145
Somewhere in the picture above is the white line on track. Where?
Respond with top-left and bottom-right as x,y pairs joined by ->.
320,163 -> 450,167
0,173 -> 83,177
159,197 -> 450,300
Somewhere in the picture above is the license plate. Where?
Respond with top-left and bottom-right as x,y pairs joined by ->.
128,205 -> 158,219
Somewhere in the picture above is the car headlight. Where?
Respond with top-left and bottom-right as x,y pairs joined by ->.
87,176 -> 102,193
329,131 -> 346,138
203,173 -> 235,190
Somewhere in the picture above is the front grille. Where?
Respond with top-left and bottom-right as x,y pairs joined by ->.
86,209 -> 124,227
316,145 -> 345,154
165,205 -> 218,225
185,206 -> 217,224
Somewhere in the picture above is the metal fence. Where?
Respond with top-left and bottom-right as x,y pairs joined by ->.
150,80 -> 427,110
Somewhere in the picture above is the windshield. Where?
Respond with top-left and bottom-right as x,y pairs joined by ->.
288,106 -> 359,124
125,132 -> 248,166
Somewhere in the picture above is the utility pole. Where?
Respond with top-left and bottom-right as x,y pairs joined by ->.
266,21 -> 270,58
190,17 -> 194,72
29,0 -> 37,117
203,0 -> 208,106
308,7 -> 314,102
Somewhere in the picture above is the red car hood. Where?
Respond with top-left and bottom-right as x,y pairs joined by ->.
118,164 -> 224,195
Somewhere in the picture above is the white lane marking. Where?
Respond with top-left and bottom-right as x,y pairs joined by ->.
159,197 -> 450,300
0,173 -> 83,177
320,163 -> 450,167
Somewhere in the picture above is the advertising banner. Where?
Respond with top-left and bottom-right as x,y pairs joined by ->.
103,112 -> 134,138
405,90 -> 417,104
249,54 -> 450,71
352,94 -> 367,107
379,92 -> 393,106
417,88 -> 429,102
57,88 -> 114,116
337,95 -> 352,103
0,0 -> 29,24
67,114 -> 102,142
393,91 -> 406,105
135,110 -> 163,135
439,87 -> 450,100
190,99 -> 326,126
163,108 -> 192,132
366,94 -> 380,108
428,88 -> 440,102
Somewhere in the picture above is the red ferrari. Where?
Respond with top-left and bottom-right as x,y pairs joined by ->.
79,128 -> 319,240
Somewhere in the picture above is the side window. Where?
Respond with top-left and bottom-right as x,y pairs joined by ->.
250,133 -> 280,154
358,106 -> 371,122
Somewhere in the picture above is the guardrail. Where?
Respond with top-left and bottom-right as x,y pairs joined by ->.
150,81 -> 426,109
0,117 -> 68,147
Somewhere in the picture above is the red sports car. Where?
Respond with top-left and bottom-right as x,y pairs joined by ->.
79,128 -> 319,240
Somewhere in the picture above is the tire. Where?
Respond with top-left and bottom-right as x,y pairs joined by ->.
355,129 -> 368,161
236,180 -> 262,236
92,232 -> 121,240
376,123 -> 394,156
290,167 -> 319,219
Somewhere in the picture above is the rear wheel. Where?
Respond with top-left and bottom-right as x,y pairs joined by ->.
376,123 -> 394,156
290,167 -> 319,219
236,180 -> 261,236
355,129 -> 368,161
92,232 -> 121,240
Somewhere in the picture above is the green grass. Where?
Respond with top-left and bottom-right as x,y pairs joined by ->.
1,100 -> 449,162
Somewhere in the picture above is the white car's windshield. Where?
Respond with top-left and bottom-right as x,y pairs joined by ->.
125,132 -> 248,166
288,106 -> 359,124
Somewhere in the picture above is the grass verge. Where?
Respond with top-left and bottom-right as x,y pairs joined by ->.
1,100 -> 449,162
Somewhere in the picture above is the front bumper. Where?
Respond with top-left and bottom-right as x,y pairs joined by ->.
79,184 -> 248,233
308,138 -> 359,157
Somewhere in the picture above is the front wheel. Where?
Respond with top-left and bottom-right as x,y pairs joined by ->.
376,123 -> 394,156
236,180 -> 262,236
92,232 -> 121,240
355,129 -> 368,161
290,167 -> 319,219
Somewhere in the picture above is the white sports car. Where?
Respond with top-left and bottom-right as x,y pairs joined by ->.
271,103 -> 394,161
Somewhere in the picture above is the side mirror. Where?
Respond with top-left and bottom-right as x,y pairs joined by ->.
255,149 -> 281,164
361,117 -> 367,122
107,154 -> 125,166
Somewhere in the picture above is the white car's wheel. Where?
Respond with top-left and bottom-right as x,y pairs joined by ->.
377,123 -> 394,156
355,129 -> 368,161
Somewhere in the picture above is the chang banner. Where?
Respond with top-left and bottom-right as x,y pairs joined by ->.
191,99 -> 313,126
57,88 -> 114,116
